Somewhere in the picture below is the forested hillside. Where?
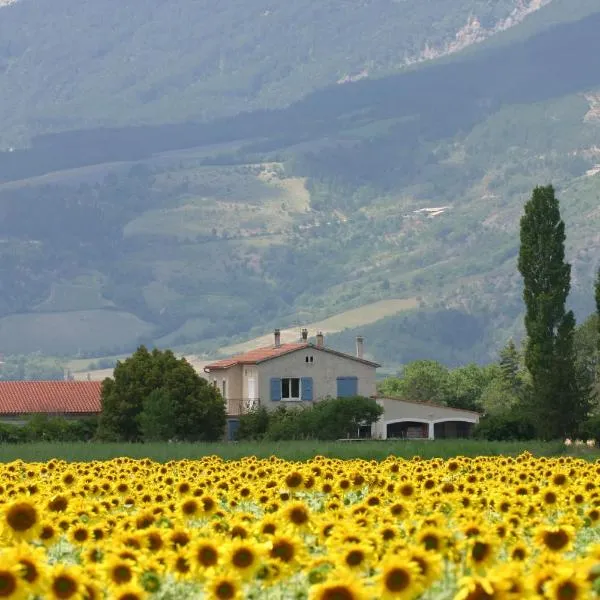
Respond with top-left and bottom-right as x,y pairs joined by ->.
0,0 -> 553,147
1,0 -> 600,370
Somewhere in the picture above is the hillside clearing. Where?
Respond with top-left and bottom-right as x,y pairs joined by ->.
218,298 -> 419,355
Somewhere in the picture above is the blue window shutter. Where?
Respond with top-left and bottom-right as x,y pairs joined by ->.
301,377 -> 313,401
228,419 -> 240,441
337,376 -> 358,398
270,378 -> 282,401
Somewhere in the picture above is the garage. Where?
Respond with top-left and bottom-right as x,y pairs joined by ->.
371,397 -> 480,440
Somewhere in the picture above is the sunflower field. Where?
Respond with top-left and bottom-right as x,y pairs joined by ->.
1,453 -> 600,599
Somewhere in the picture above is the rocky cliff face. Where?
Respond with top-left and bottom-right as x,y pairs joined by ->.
408,0 -> 554,65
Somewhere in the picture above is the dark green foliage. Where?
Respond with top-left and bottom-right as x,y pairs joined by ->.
97,346 -> 226,442
595,268 -> 600,351
577,413 -> 600,443
0,415 -> 97,443
378,360 -> 500,412
237,406 -> 270,441
0,0 -> 548,147
237,397 -> 383,441
499,339 -> 521,389
518,185 -> 586,439
138,389 -> 177,442
473,410 -> 536,441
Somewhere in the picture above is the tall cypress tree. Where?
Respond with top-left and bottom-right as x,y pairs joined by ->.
518,185 -> 586,439
595,267 -> 600,351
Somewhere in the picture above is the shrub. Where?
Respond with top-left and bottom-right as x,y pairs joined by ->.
237,406 -> 270,440
246,396 -> 384,441
473,410 -> 536,441
577,413 -> 600,443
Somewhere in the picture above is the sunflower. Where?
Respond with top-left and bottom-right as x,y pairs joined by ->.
534,525 -> 575,554
11,542 -> 49,594
48,565 -> 85,600
38,521 -> 59,546
224,540 -> 264,580
309,570 -> 369,600
465,537 -> 496,570
375,556 -> 424,599
0,563 -> 26,600
454,575 -> 502,600
192,540 -> 220,571
404,547 -> 442,586
2,498 -> 40,540
104,555 -> 138,587
337,544 -> 373,572
112,582 -> 149,600
268,534 -> 305,567
544,566 -> 590,600
282,501 -> 312,530
206,572 -> 242,600
416,527 -> 446,554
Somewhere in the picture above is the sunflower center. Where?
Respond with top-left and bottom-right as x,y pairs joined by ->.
198,546 -> 218,566
19,560 -> 38,583
290,507 -> 309,525
471,541 -> 491,562
385,568 -> 411,592
232,549 -> 254,568
421,534 -> 439,551
112,565 -> 132,584
543,530 -> 569,551
182,500 -> 198,515
175,557 -> 190,573
345,550 -> 365,567
556,581 -> 578,600
53,575 -> 78,599
320,585 -> 355,600
215,581 -> 236,600
0,571 -> 18,596
6,503 -> 37,532
271,541 -> 295,562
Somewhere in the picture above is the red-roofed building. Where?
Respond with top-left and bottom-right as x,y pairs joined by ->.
0,381 -> 102,423
204,329 -> 380,438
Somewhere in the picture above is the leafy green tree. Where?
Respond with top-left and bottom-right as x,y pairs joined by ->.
447,363 -> 500,411
518,185 -> 586,439
138,389 -> 177,442
499,339 -> 521,389
378,360 -> 450,405
595,267 -> 600,350
97,346 -> 226,442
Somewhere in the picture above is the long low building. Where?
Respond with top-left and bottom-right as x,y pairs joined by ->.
372,397 -> 481,440
0,381 -> 102,424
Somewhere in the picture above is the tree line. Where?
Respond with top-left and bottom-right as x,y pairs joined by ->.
381,185 -> 600,441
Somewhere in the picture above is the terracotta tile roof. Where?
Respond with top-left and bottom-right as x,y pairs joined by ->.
205,343 -> 309,369
0,381 -> 102,415
205,342 -> 380,370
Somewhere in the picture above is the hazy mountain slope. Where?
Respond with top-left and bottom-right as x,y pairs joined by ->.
0,0 -> 550,147
1,2 -> 600,368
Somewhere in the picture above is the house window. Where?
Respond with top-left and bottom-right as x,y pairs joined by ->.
305,355 -> 314,363
282,377 -> 301,400
222,379 -> 227,399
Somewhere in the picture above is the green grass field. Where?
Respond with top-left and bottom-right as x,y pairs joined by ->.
0,440 -> 572,463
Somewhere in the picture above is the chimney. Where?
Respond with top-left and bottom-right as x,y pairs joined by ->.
356,336 -> 364,359
316,331 -> 324,348
301,328 -> 308,341
274,329 -> 281,348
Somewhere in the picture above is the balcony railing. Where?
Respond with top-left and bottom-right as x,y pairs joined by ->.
227,398 -> 261,416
